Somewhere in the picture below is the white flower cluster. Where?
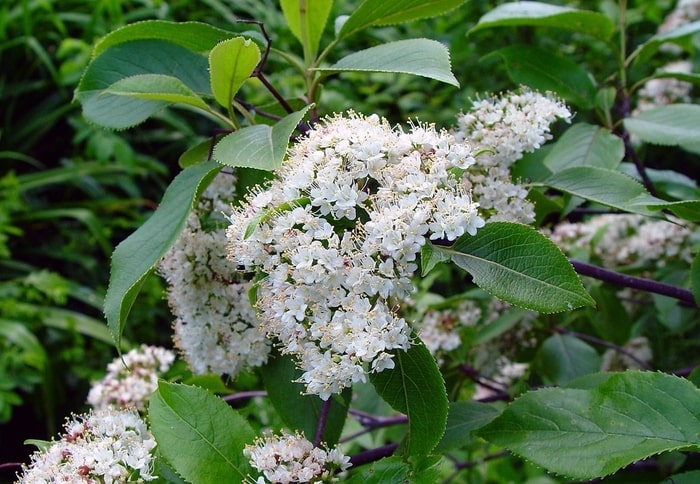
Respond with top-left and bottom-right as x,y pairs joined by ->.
636,60 -> 693,112
244,430 -> 351,483
227,112 -> 484,399
415,300 -> 482,355
87,345 -> 175,413
659,0 -> 700,35
159,172 -> 270,377
17,407 -> 156,483
454,88 -> 572,224
549,213 -> 694,268
472,356 -> 529,401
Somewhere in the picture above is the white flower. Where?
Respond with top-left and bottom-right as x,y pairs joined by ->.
244,430 -> 351,483
87,345 -> 175,413
453,88 -> 572,224
227,112 -> 483,399
17,407 -> 157,483
158,172 -> 271,377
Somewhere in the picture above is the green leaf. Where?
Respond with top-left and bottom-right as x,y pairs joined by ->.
102,74 -> 210,110
345,456 -> 409,483
586,284 -> 632,346
149,382 -> 254,483
477,372 -> 700,479
539,166 -> 660,216
260,352 -> 350,445
543,123 -> 624,173
179,140 -> 212,168
338,0 -> 466,39
280,0 -> 333,58
369,340 -> 448,456
76,40 -> 210,129
213,105 -> 312,170
534,334 -> 601,386
420,243 -> 451,276
470,1 -> 615,40
691,253 -> 700,307
473,308 -> 533,345
0,319 -> 47,370
92,20 -> 244,57
104,161 -> 221,347
434,222 -> 594,313
434,401 -> 500,452
315,39 -> 459,87
631,20 -> 700,65
485,45 -> 596,109
623,105 -> 700,147
209,37 -> 261,109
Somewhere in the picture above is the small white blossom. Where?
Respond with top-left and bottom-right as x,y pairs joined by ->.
17,407 -> 157,483
227,112 -> 484,399
244,430 -> 351,484
158,172 -> 271,377
416,300 -> 483,356
454,88 -> 572,224
87,345 -> 175,413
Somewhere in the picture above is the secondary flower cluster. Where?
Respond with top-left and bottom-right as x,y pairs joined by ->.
17,407 -> 156,483
453,88 -> 572,224
548,213 -> 695,268
414,299 -> 482,356
159,172 -> 270,377
87,345 -> 175,413
244,430 -> 351,483
226,112 -> 484,399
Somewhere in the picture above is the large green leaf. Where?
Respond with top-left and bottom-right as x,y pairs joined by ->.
369,340 -> 448,456
540,166 -> 658,214
533,334 -> 601,386
477,372 -> 700,479
101,74 -> 210,110
260,352 -> 350,445
209,37 -> 260,109
485,45 -> 596,109
430,222 -> 594,313
92,20 -> 243,57
104,161 -> 221,347
623,105 -> 700,147
76,40 -> 210,129
470,1 -> 615,40
315,39 -> 459,87
149,381 -> 254,483
434,401 -> 500,452
213,105 -> 312,170
280,0 -> 332,59
539,166 -> 700,220
338,0 -> 466,40
543,123 -> 624,173
631,20 -> 700,65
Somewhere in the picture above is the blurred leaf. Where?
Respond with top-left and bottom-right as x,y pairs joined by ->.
0,319 -> 47,371
470,1 -> 615,40
433,222 -> 594,313
624,105 -> 700,147
76,40 -> 210,129
586,284 -> 632,346
209,37 -> 260,109
149,382 -> 254,483
434,401 -> 500,452
338,0 -> 466,39
345,456 -> 409,483
540,166 -> 700,221
281,0 -> 332,58
315,39 -> 459,87
370,340 -> 448,456
213,106 -> 312,170
543,123 -> 624,172
261,352 -> 350,445
485,45 -> 596,109
104,161 -> 221,347
92,20 -> 242,57
631,20 -> 700,65
691,253 -> 700,307
478,372 -> 700,479
534,334 -> 601,385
